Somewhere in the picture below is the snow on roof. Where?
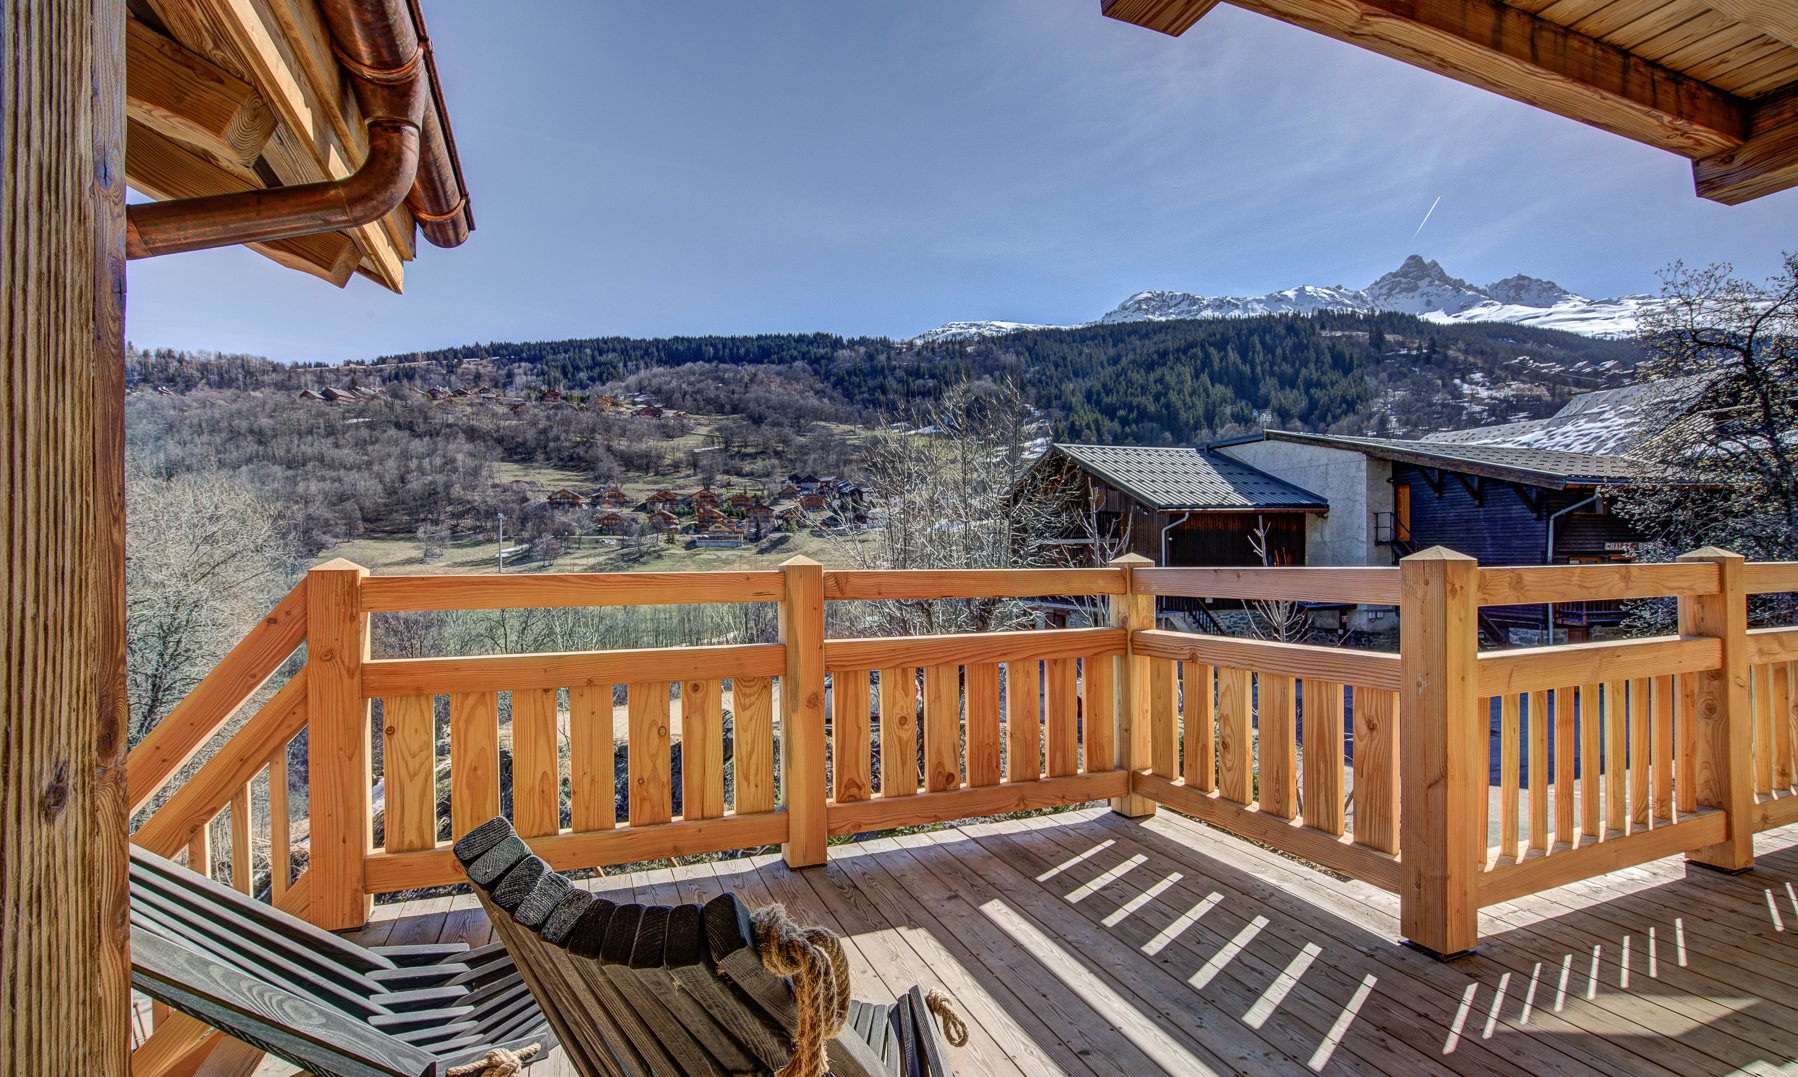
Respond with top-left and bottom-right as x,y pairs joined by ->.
1422,376 -> 1707,456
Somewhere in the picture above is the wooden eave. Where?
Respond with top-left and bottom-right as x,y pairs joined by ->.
122,0 -> 466,290
1103,0 -> 1798,204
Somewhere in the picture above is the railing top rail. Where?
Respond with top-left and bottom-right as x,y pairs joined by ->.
357,570 -> 787,613
1133,566 -> 1401,606
361,641 -> 786,696
1474,633 -> 1721,697
1132,627 -> 1402,690
1476,562 -> 1720,606
1745,562 -> 1798,596
822,567 -> 1126,601
823,626 -> 1125,672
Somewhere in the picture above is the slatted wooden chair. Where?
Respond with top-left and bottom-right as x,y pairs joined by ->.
129,844 -> 555,1077
453,818 -> 958,1077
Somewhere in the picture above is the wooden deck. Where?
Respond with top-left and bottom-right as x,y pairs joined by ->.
341,807 -> 1798,1076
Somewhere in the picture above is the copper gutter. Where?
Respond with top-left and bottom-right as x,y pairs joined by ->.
125,0 -> 472,260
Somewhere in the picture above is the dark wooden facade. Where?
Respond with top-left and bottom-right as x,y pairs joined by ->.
1393,463 -> 1645,566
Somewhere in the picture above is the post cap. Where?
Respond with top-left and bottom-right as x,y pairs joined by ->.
1108,553 -> 1154,566
1677,546 -> 1744,562
779,554 -> 823,568
309,557 -> 368,573
1400,546 -> 1476,562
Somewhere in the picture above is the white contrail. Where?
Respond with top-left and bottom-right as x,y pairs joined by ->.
1410,195 -> 1442,242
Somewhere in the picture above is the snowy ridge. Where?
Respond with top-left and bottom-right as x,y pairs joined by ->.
909,255 -> 1657,343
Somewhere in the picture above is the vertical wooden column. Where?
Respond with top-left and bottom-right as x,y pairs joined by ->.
306,559 -> 372,929
2,0 -> 130,1070
1398,548 -> 1483,958
1679,547 -> 1753,872
1108,554 -> 1157,817
779,556 -> 828,868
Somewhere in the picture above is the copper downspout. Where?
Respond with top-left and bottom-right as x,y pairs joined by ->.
125,0 -> 472,259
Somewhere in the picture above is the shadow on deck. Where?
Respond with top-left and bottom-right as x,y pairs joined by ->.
345,808 -> 1798,1076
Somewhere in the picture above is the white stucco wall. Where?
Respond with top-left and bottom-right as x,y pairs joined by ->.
1218,440 -> 1388,568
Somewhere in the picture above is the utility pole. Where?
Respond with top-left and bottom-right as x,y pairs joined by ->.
496,511 -> 506,573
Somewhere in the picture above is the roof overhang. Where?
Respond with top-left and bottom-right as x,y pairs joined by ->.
125,0 -> 474,291
1103,0 -> 1798,204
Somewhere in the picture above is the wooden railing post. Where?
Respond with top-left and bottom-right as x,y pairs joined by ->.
1109,553 -> 1157,818
306,558 -> 372,929
1398,548 -> 1482,958
779,556 -> 828,868
1678,547 -> 1753,872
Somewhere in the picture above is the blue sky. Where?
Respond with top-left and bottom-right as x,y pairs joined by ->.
127,0 -> 1798,364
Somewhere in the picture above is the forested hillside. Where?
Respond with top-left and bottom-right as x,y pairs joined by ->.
130,310 -> 1644,447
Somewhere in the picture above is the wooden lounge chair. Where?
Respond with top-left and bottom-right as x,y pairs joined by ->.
129,844 -> 555,1077
453,817 -> 958,1077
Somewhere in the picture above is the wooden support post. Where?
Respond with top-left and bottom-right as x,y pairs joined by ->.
1678,547 -> 1754,872
779,556 -> 828,868
305,559 -> 372,929
1109,554 -> 1157,817
1398,548 -> 1483,958
2,0 -> 130,1069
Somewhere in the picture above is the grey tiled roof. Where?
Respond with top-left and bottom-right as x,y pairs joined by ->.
1262,431 -> 1672,487
1421,376 -> 1709,455
1052,444 -> 1327,510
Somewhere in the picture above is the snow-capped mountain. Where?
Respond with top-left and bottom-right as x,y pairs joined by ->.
908,255 -> 1656,343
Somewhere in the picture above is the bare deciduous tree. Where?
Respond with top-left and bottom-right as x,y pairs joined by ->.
126,469 -> 296,745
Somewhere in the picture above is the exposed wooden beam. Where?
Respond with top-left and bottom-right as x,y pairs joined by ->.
1106,0 -> 1748,159
139,0 -> 409,290
1694,83 -> 1798,203
1702,0 -> 1798,51
126,120 -> 363,287
1102,0 -> 1224,36
126,18 -> 274,168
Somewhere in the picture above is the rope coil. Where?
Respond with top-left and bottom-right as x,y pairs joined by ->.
445,1043 -> 541,1076
926,989 -> 970,1047
751,904 -> 850,1077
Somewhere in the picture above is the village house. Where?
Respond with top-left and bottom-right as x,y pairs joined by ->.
593,511 -> 635,536
745,501 -> 775,526
727,491 -> 755,510
591,485 -> 630,509
689,487 -> 720,511
694,519 -> 747,548
646,508 -> 679,532
545,488 -> 585,509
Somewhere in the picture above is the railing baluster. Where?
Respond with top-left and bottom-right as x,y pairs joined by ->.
1353,687 -> 1398,854
1302,681 -> 1345,837
964,663 -> 1001,788
449,690 -> 500,838
381,694 -> 437,852
1217,667 -> 1252,805
230,783 -> 253,895
1605,679 -> 1627,835
1775,662 -> 1795,792
1500,694 -> 1519,859
831,671 -> 872,802
1527,689 -> 1548,851
734,675 -> 777,813
512,687 -> 560,838
1084,653 -> 1117,774
1580,681 -> 1603,842
1754,663 -> 1776,795
1045,657 -> 1079,778
1629,678 -> 1649,834
627,682 -> 672,826
269,745 -> 290,902
1185,663 -> 1218,796
1652,675 -> 1674,823
1556,685 -> 1576,844
683,678 -> 726,819
569,685 -> 615,831
1148,658 -> 1178,780
879,668 -> 919,796
1259,673 -> 1295,820
923,664 -> 961,792
1006,663 -> 1042,784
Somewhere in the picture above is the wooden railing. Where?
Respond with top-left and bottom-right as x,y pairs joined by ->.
128,547 -> 1798,956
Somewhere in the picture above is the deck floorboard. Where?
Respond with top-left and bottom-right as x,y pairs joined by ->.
329,807 -> 1798,1076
